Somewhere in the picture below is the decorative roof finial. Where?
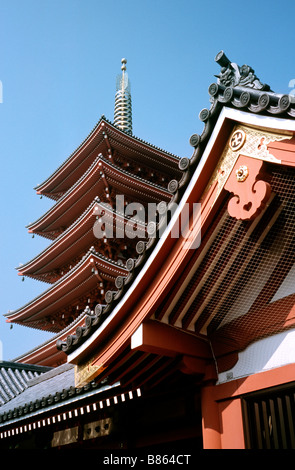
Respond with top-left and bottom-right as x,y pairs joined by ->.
214,50 -> 271,91
114,58 -> 133,135
121,58 -> 127,71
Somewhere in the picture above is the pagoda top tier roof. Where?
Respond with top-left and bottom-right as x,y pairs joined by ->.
35,116 -> 181,200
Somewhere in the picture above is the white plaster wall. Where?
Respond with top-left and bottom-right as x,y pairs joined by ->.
218,329 -> 295,384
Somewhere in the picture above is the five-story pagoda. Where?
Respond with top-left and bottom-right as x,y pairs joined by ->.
5,59 -> 182,367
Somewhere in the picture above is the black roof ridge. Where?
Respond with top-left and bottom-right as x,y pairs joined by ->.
26,362 -> 73,388
0,361 -> 52,373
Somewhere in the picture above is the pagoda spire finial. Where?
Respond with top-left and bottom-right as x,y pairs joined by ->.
114,58 -> 133,135
121,57 -> 127,72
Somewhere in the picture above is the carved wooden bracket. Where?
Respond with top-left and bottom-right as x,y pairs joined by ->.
224,155 -> 271,220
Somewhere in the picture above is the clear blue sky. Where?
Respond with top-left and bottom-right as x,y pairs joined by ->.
0,0 -> 294,361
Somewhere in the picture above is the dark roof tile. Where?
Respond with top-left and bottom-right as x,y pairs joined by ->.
0,361 -> 51,407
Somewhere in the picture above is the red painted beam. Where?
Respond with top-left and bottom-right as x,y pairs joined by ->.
131,320 -> 212,359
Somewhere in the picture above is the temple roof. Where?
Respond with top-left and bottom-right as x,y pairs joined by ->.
35,116 -> 181,200
56,52 -> 295,375
5,249 -> 128,332
0,364 -> 75,416
2,51 -> 295,434
0,361 -> 51,406
0,363 -> 140,430
6,50 -> 295,390
28,154 -> 172,239
18,198 -> 146,283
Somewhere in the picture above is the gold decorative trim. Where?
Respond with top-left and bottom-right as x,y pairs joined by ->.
236,165 -> 249,182
75,360 -> 106,387
206,124 -> 292,204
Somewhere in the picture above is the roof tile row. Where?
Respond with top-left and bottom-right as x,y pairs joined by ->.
0,362 -> 51,406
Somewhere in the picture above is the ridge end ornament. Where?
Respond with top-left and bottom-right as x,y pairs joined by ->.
215,51 -> 271,91
224,155 -> 271,221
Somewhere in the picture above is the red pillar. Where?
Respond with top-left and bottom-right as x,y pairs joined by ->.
201,383 -> 246,449
218,398 -> 245,449
201,384 -> 222,449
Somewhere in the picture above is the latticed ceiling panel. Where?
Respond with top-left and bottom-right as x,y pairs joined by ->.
156,164 -> 295,369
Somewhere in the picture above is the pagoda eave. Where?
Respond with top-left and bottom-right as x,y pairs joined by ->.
6,251 -> 128,332
18,199 -> 145,282
12,314 -> 88,367
35,118 -> 107,197
27,155 -> 172,239
35,118 -> 181,199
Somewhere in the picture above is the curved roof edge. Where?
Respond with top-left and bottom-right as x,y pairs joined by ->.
27,153 -> 172,236
11,311 -> 87,366
5,249 -> 128,324
35,116 -> 181,194
57,51 -> 295,359
18,197 -> 147,278
18,198 -> 101,274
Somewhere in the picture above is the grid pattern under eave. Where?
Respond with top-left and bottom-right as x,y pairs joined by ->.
154,164 -> 295,374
